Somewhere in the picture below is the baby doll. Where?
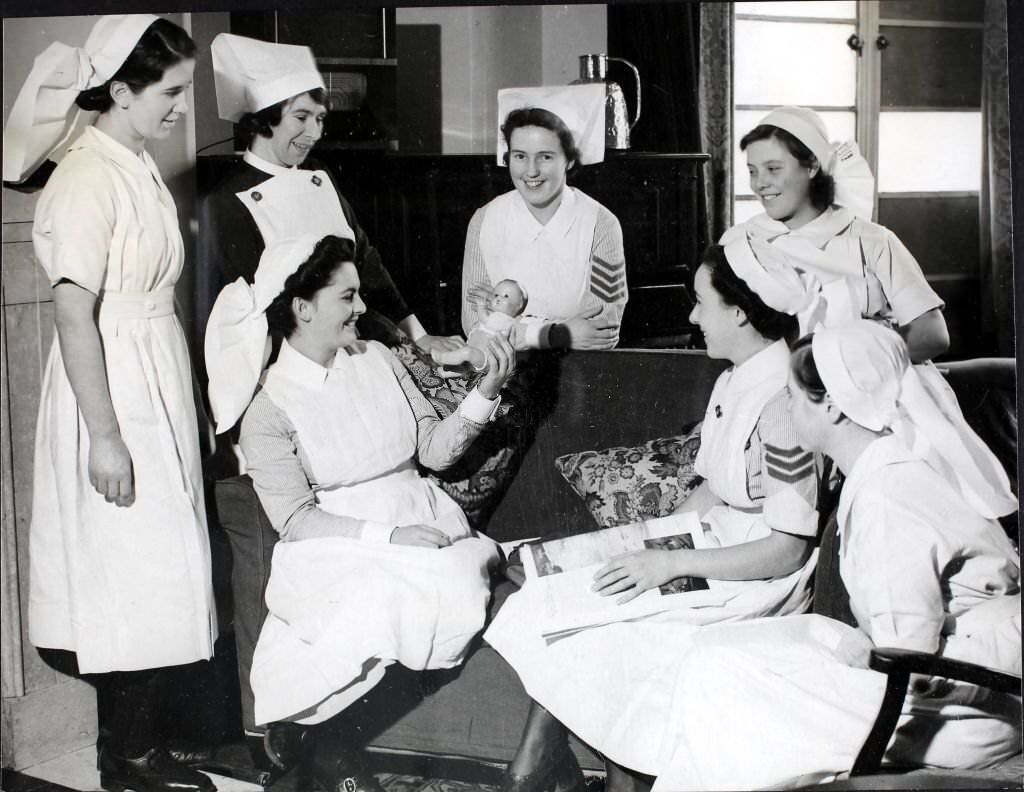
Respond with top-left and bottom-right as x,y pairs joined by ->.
433,279 -> 528,372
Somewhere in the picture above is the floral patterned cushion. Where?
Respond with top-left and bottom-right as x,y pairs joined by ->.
554,423 -> 704,528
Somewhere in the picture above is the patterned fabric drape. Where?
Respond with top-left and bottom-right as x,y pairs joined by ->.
698,2 -> 733,242
980,0 -> 1013,355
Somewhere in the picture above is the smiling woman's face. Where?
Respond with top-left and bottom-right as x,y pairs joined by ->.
121,58 -> 194,143
746,136 -> 819,228
304,261 -> 365,350
508,125 -> 571,221
264,92 -> 327,167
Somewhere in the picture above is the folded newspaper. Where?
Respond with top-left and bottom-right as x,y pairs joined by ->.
520,512 -> 730,639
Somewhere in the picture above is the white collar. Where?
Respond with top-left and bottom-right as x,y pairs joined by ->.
76,125 -> 156,179
271,338 -> 366,391
726,338 -> 790,393
510,185 -> 579,242
244,148 -> 300,178
746,206 -> 856,247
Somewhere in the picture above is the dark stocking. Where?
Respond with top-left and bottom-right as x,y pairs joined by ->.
605,759 -> 654,792
508,700 -> 570,777
99,668 -> 166,758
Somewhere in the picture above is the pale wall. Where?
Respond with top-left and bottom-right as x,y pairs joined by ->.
396,4 -> 606,153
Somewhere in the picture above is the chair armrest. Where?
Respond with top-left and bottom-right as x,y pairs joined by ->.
851,646 -> 1022,776
869,647 -> 1021,695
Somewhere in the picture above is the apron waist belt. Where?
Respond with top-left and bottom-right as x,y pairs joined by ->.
99,287 -> 175,320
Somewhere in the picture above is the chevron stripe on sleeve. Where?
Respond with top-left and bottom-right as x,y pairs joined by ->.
764,443 -> 816,484
590,253 -> 627,303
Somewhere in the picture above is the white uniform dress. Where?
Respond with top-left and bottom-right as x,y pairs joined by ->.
720,206 -> 943,330
485,340 -> 820,774
462,187 -> 627,347
652,434 -> 1022,791
29,126 -> 216,672
243,340 -> 499,726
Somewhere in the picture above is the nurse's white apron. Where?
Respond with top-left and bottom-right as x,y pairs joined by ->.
250,343 -> 497,725
235,152 -> 356,248
478,188 -> 600,322
29,128 -> 216,672
485,342 -> 817,775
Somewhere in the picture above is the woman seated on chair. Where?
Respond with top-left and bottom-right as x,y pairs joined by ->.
650,320 -> 1020,791
485,238 -> 824,792
204,234 -> 515,792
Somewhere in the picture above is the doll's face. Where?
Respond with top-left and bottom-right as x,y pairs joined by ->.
488,280 -> 527,316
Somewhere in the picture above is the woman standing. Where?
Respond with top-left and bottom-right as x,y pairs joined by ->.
205,234 -> 513,790
461,85 -> 627,349
485,238 -> 820,792
206,33 -> 456,356
722,105 -> 948,363
652,321 -> 1020,790
3,15 -> 216,792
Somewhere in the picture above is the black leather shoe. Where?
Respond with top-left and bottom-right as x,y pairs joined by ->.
263,721 -> 312,773
165,739 -> 215,766
98,745 -> 216,792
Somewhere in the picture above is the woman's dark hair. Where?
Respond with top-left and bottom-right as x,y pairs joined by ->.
75,19 -> 197,112
501,107 -> 581,171
739,124 -> 835,212
790,335 -> 829,404
699,244 -> 798,343
239,88 -> 329,142
266,235 -> 357,338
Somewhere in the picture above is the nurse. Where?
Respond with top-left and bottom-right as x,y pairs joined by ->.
461,84 -> 627,349
654,321 -> 1019,791
722,105 -> 948,363
205,234 -> 512,791
3,15 -> 216,792
206,32 -> 457,355
485,237 -> 821,792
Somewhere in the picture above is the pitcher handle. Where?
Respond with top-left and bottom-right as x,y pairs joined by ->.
608,56 -> 642,130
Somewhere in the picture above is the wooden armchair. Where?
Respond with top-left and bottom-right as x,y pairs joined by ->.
851,649 -> 1021,777
806,357 -> 1022,789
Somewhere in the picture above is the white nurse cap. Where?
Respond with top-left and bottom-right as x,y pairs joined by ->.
205,234 -> 324,433
497,83 -> 606,166
212,33 -> 325,123
3,14 -> 159,183
811,320 -> 1017,519
756,105 -> 876,221
723,234 -> 816,318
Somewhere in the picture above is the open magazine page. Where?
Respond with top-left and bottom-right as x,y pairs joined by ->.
521,512 -> 731,639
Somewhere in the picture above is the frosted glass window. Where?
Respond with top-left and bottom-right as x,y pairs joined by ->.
877,112 -> 982,192
735,2 -> 856,20
735,21 -> 858,107
733,198 -> 764,226
734,110 -> 856,195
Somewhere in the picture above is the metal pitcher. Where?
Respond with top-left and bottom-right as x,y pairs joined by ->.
574,53 -> 642,150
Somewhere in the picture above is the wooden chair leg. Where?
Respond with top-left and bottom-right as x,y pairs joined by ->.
850,671 -> 910,776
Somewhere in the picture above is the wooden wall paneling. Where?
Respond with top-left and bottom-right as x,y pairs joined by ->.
5,300 -> 54,694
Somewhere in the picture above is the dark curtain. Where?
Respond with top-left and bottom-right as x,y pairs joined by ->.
698,2 -> 732,241
980,0 -> 1014,355
607,2 -> 702,154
